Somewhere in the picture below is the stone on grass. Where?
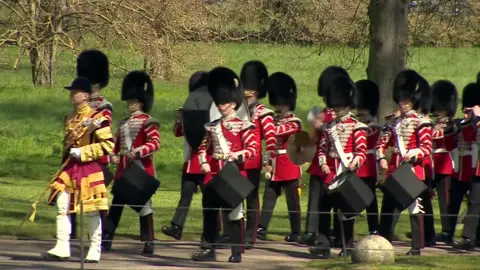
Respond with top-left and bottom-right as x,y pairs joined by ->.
351,235 -> 395,264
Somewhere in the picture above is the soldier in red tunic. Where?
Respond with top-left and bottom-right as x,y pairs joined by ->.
191,67 -> 257,263
102,71 -> 161,255
376,69 -> 432,256
302,104 -> 337,246
354,79 -> 381,235
451,83 -> 480,250
428,80 -> 458,245
240,61 -> 276,249
162,71 -> 210,240
256,72 -> 303,243
309,68 -> 367,258
69,49 -> 112,240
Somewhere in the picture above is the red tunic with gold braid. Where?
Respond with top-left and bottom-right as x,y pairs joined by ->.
89,93 -> 113,164
113,111 -> 161,180
432,120 -> 457,175
173,119 -> 203,174
447,118 -> 476,181
357,121 -> 381,178
318,112 -> 368,184
198,115 -> 257,184
269,113 -> 302,181
307,109 -> 336,176
245,102 -> 276,170
376,110 -> 433,181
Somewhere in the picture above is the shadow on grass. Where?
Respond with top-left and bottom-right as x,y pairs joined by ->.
0,155 -> 60,181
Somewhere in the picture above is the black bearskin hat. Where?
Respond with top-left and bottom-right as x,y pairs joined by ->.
318,66 -> 350,97
207,67 -> 242,109
188,71 -> 209,92
76,49 -> 109,89
430,80 -> 458,117
462,83 -> 480,110
393,69 -> 430,114
240,60 -> 269,99
324,75 -> 355,109
121,71 -> 154,113
354,80 -> 380,116
268,72 -> 297,111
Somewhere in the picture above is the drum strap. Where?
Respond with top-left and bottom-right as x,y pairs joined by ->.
124,123 -> 147,172
472,144 -> 478,170
449,149 -> 459,172
214,121 -> 231,160
328,122 -> 352,176
394,121 -> 407,157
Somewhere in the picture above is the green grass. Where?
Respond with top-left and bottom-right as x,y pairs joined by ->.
309,255 -> 480,269
0,43 -> 475,247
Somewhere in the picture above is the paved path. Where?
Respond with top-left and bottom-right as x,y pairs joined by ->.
0,239 -> 475,269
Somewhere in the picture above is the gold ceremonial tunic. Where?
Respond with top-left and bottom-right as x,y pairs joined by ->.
48,104 -> 115,213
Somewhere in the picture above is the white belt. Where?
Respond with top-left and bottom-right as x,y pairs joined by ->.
433,148 -> 448,153
367,149 -> 375,154
276,149 -> 287,154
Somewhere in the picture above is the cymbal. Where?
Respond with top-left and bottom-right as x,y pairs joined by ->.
287,131 -> 317,165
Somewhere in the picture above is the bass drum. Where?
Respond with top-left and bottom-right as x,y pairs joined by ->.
327,171 -> 374,220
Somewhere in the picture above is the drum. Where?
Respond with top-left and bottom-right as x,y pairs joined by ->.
379,162 -> 427,211
328,171 -> 374,219
204,162 -> 254,209
112,162 -> 160,211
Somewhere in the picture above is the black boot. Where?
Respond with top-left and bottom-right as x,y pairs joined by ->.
369,230 -> 379,235
102,233 -> 113,251
298,232 -> 316,245
228,252 -> 242,263
284,233 -> 301,243
140,214 -> 155,255
256,227 -> 267,240
142,242 -> 154,255
192,248 -> 216,261
162,223 -> 182,240
453,238 -> 475,250
436,231 -> 453,245
406,248 -> 421,256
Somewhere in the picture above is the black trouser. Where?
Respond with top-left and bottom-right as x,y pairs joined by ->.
361,176 -> 379,233
445,178 -> 469,236
423,178 -> 436,242
259,180 -> 301,234
202,193 -> 244,254
432,174 -> 451,233
104,196 -> 155,242
380,189 -> 429,249
244,169 -> 261,243
305,175 -> 324,234
380,194 -> 401,238
315,183 -> 354,250
170,173 -> 205,228
462,176 -> 480,241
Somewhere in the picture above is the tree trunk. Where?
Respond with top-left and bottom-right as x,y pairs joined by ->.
29,47 -> 49,86
366,0 -> 409,122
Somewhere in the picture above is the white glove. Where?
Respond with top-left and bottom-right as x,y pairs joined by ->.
70,148 -> 81,159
